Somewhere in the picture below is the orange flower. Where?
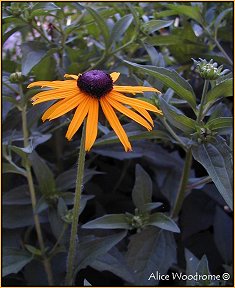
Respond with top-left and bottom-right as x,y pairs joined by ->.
28,70 -> 162,151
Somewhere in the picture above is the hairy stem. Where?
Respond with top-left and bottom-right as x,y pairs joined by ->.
214,39 -> 233,66
197,79 -> 209,123
161,118 -> 187,151
21,104 -> 54,285
65,123 -> 86,286
171,148 -> 192,219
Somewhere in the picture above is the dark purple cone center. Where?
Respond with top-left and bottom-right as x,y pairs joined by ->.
77,70 -> 113,99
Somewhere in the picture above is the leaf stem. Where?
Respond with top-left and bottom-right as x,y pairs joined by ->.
65,122 -> 86,286
21,104 -> 54,285
197,79 -> 209,123
161,117 -> 187,151
171,148 -> 192,219
214,38 -> 233,66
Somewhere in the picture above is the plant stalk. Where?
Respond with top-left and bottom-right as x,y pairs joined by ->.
171,148 -> 192,219
65,122 -> 86,286
197,79 -> 209,123
161,118 -> 187,151
214,38 -> 233,66
21,105 -> 54,285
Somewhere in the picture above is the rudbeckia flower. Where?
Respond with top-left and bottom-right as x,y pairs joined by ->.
28,70 -> 162,152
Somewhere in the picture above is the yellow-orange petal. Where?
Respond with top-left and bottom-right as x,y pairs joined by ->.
42,95 -> 75,121
47,94 -> 86,121
32,89 -> 78,105
28,80 -> 77,89
110,72 -> 120,83
113,85 -> 160,94
106,97 -> 152,131
109,91 -> 162,113
100,97 -> 132,152
132,106 -> 154,126
64,74 -> 80,80
85,98 -> 99,151
65,95 -> 90,140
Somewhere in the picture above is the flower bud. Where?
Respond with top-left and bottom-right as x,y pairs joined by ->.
192,58 -> 229,80
9,72 -> 26,83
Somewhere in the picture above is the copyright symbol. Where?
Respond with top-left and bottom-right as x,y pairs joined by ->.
222,273 -> 230,281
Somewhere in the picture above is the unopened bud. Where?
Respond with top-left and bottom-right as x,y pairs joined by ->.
9,72 -> 26,83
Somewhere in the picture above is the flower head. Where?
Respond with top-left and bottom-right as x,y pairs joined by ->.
28,70 -> 162,152
192,58 -> 229,80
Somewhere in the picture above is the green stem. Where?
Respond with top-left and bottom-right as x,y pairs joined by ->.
197,79 -> 209,123
65,123 -> 86,286
171,148 -> 192,219
3,82 -> 19,95
21,105 -> 54,285
214,38 -> 233,66
161,118 -> 187,151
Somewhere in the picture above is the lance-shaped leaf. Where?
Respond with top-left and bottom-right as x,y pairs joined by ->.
148,212 -> 180,233
85,7 -> 110,48
132,164 -> 152,212
75,231 -> 127,272
29,151 -> 56,198
126,227 -> 176,286
142,19 -> 174,34
21,42 -> 48,75
192,137 -> 233,210
110,14 -> 133,43
124,60 -> 196,109
159,97 -> 196,133
167,4 -> 204,25
82,214 -> 131,230
203,78 -> 233,113
206,117 -> 233,134
3,247 -> 33,277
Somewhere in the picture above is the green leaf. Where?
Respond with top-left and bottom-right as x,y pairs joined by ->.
85,7 -> 110,48
30,2 -> 60,17
126,227 -> 176,285
142,19 -> 174,34
75,231 -> 127,272
132,164 -> 152,212
91,249 -> 134,283
34,196 -> 49,214
29,151 -> 56,198
192,137 -> 233,210
185,249 -> 199,286
214,8 -> 233,38
82,214 -> 130,229
3,204 -> 47,229
110,14 -> 133,43
3,25 -> 27,44
145,35 -> 186,46
204,78 -> 233,113
95,123 -> 170,146
124,60 -> 196,109
21,41 -> 49,75
213,206 -> 233,264
143,202 -> 163,212
84,279 -> 92,286
206,117 -> 233,134
3,185 -> 31,205
3,247 -> 33,277
8,145 -> 33,166
148,212 -> 180,233
196,255 -> 215,286
159,97 -> 196,133
167,4 -> 204,25
3,162 -> 26,176
25,244 -> 42,256
56,168 -> 102,192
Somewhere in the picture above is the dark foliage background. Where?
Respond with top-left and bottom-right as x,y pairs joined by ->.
2,1 -> 233,287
